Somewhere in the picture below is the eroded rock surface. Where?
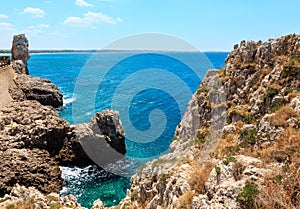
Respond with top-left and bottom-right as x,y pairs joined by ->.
11,34 -> 30,74
10,74 -> 63,108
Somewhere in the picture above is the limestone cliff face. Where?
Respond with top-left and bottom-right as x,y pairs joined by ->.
115,34 -> 300,209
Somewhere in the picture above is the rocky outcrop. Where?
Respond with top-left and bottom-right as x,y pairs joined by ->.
0,98 -> 128,196
0,100 -> 70,195
59,110 -> 126,167
9,74 -> 63,108
11,34 -> 30,74
0,34 -> 130,209
0,100 -> 70,155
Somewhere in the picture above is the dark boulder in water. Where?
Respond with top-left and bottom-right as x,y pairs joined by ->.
59,110 -> 127,167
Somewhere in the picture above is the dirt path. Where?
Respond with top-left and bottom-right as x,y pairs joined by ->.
0,65 -> 16,108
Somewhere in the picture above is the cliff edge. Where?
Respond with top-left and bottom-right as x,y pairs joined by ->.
116,34 -> 299,209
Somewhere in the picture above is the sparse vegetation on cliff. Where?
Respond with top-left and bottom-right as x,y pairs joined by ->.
117,34 -> 300,209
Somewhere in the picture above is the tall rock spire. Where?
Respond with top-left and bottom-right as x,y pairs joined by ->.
11,34 -> 30,74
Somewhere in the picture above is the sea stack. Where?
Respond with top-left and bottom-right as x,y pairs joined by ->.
11,34 -> 30,74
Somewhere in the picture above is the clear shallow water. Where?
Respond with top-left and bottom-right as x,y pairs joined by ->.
28,51 -> 228,208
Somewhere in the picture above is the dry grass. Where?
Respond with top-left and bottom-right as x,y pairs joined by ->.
269,106 -> 300,127
233,162 -> 246,181
177,191 -> 195,209
268,83 -> 282,91
214,133 -> 238,157
3,198 -> 36,209
188,162 -> 214,194
254,162 -> 300,209
252,67 -> 272,91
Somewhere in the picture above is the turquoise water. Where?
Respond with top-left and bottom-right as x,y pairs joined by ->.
28,51 -> 228,208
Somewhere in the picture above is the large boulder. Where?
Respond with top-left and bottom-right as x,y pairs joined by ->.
9,74 -> 63,108
11,34 -> 30,74
59,110 -> 127,167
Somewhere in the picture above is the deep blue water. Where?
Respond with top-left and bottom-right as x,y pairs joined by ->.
28,51 -> 228,208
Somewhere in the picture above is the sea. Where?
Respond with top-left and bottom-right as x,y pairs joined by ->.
27,51 -> 228,208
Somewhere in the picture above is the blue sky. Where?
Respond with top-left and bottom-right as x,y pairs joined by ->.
0,0 -> 299,50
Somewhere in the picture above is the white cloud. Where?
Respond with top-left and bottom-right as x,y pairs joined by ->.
23,7 -> 46,18
22,24 -> 49,37
75,0 -> 94,7
64,11 -> 121,28
0,14 -> 8,19
37,23 -> 50,28
0,22 -> 16,31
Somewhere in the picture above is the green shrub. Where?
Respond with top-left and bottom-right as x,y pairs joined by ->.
130,190 -> 138,202
50,203 -> 62,209
215,166 -> 221,174
239,129 -> 257,147
282,66 -> 300,78
6,205 -> 14,209
266,88 -> 279,98
237,182 -> 259,209
273,175 -> 283,184
159,173 -> 170,184
195,131 -> 206,145
223,156 -> 237,165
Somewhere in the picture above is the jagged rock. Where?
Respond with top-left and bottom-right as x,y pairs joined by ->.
58,110 -> 126,167
0,184 -> 86,209
11,59 -> 28,74
11,34 -> 30,74
226,34 -> 300,66
90,110 -> 126,155
0,100 -> 70,155
0,149 -> 63,196
10,74 -> 63,108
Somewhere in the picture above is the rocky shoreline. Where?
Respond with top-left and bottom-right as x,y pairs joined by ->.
0,34 -> 126,209
1,34 -> 299,209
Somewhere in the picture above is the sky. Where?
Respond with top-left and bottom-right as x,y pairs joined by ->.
0,0 -> 299,51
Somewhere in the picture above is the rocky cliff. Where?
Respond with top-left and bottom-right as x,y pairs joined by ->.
1,34 -> 299,209
113,34 -> 300,209
0,34 -> 127,208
